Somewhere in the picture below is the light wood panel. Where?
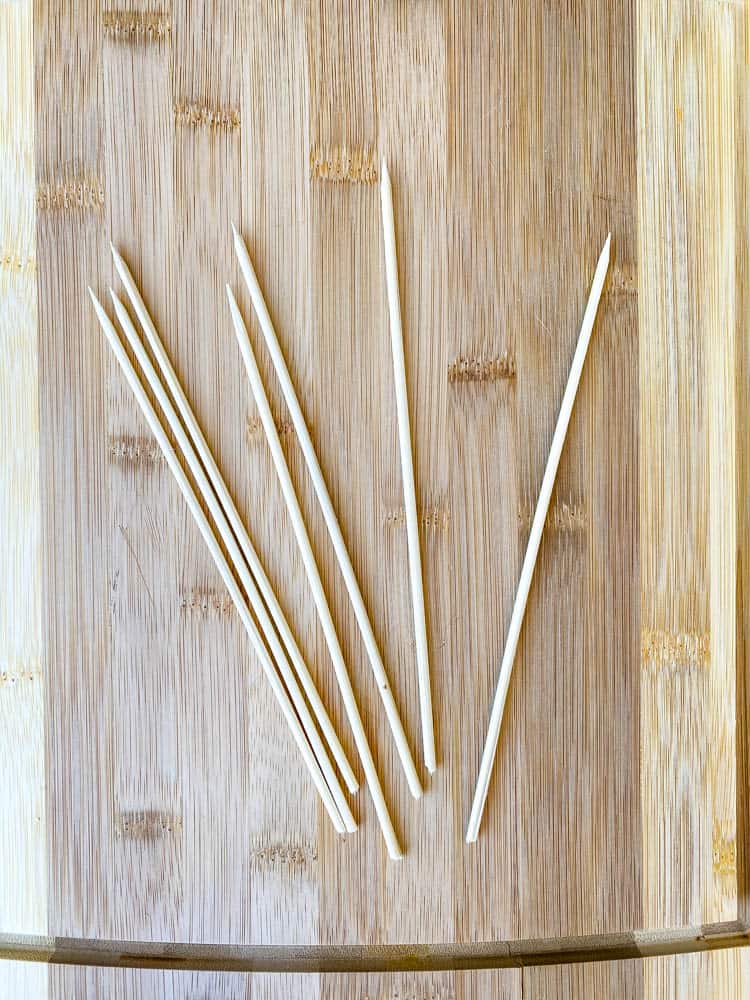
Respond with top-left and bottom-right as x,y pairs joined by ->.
739,0 -> 750,940
637,0 -> 750,994
36,12 -> 110,1000
3,0 -> 744,997
0,0 -> 47,998
638,0 -> 746,978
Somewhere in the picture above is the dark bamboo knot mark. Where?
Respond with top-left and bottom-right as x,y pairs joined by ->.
180,588 -> 234,618
606,262 -> 637,297
246,415 -> 294,441
0,251 -> 35,273
641,628 -> 710,671
310,144 -> 377,184
713,824 -> 736,876
115,810 -> 182,841
173,102 -> 240,131
37,175 -> 104,213
517,500 -> 586,533
448,353 -> 516,383
385,506 -> 450,531
102,10 -> 171,42
108,434 -> 163,467
0,665 -> 40,686
250,841 -> 318,867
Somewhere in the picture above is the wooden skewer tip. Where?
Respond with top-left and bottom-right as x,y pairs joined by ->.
231,223 -> 248,262
110,244 -> 143,310
110,241 -> 127,274
88,286 -> 108,323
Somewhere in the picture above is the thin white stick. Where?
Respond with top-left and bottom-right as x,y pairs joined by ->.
226,285 -> 404,860
380,160 -> 436,774
88,288 -> 347,835
109,290 -> 357,834
232,224 -> 423,799
110,245 -> 358,795
465,234 -> 612,844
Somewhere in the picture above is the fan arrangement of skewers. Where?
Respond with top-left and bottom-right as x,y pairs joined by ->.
89,160 -> 611,859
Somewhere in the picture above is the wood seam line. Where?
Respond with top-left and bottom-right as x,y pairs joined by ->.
1,922 -> 749,972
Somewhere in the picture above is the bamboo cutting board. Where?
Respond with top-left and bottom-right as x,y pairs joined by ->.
2,0 -> 750,996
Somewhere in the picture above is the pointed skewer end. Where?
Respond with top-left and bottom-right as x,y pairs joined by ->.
594,233 -> 612,285
231,223 -> 247,259
87,287 -> 109,328
225,283 -> 241,320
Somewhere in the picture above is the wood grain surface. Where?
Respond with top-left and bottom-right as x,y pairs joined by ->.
0,1 -> 47,998
2,0 -> 749,996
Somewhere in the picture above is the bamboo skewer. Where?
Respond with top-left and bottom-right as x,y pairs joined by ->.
109,245 -> 358,796
379,160 -> 436,775
231,224 -> 423,800
88,288 -> 348,835
465,234 -> 612,844
226,285 -> 404,860
108,290 -> 357,834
